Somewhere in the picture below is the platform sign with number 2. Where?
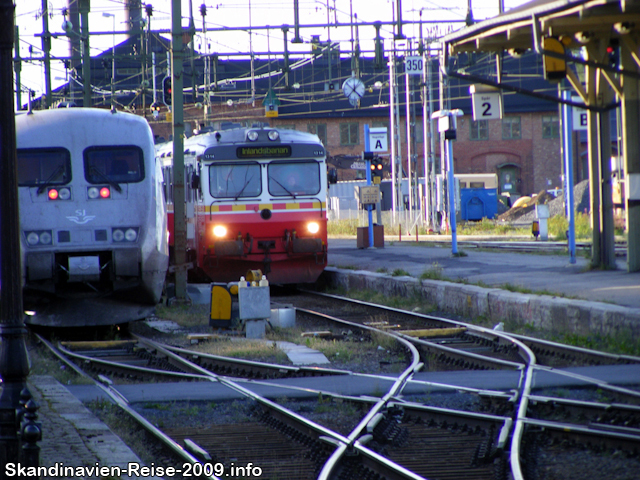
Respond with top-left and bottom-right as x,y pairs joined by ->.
471,92 -> 502,121
469,85 -> 503,121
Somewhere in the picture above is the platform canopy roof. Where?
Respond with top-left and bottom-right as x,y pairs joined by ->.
441,0 -> 640,54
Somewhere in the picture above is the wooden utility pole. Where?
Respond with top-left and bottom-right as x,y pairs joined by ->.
79,0 -> 92,107
171,0 -> 188,301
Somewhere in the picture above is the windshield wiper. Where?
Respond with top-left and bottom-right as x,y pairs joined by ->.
36,164 -> 65,195
234,176 -> 254,201
270,177 -> 297,199
88,165 -> 122,193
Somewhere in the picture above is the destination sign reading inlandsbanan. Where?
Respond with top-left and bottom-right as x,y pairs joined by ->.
237,145 -> 292,158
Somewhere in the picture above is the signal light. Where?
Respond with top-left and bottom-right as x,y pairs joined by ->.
371,160 -> 384,177
163,76 -> 172,105
607,39 -> 620,69
48,189 -> 59,200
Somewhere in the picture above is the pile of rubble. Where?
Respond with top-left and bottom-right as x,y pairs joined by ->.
498,180 -> 590,223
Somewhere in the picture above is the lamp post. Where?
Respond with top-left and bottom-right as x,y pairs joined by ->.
102,12 -> 115,108
431,109 -> 463,256
1,0 -> 38,468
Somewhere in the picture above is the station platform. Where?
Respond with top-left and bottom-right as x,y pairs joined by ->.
27,375 -> 161,479
324,237 -> 640,338
326,237 -> 640,309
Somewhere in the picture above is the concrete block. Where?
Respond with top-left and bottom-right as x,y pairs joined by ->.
246,319 -> 266,338
238,286 -> 270,320
270,308 -> 296,328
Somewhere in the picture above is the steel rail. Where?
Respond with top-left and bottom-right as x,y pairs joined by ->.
56,343 -> 210,381
299,290 -> 541,480
522,417 -> 640,453
509,332 -> 640,367
35,334 -> 221,480
163,343 -> 349,378
532,365 -> 640,400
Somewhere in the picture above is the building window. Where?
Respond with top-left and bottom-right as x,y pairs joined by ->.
340,123 -> 359,145
542,115 -> 560,138
307,124 -> 327,145
470,120 -> 489,140
502,116 -> 521,139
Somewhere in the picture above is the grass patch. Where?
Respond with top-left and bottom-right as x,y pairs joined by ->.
500,282 -> 575,298
327,218 -> 360,236
391,268 -> 411,277
548,212 -> 592,240
420,262 -> 445,281
155,303 -> 211,328
557,332 -> 640,357
28,342 -> 93,386
190,337 -> 290,364
458,218 -> 525,236
328,286 -> 435,315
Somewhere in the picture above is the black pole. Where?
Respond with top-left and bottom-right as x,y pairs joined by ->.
0,0 -> 33,473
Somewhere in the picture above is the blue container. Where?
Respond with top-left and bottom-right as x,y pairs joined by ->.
460,188 -> 498,221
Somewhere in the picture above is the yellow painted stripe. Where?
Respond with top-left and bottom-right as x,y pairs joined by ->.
204,201 -> 325,213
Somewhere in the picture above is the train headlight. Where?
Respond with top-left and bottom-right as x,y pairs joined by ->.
247,130 -> 259,141
125,228 -> 138,242
268,130 -> 279,141
112,229 -> 125,242
213,225 -> 227,238
25,230 -> 53,245
307,222 -> 320,234
88,187 -> 100,199
58,187 -> 71,200
39,231 -> 52,244
26,232 -> 40,245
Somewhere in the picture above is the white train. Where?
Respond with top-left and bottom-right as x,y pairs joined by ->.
16,108 -> 169,326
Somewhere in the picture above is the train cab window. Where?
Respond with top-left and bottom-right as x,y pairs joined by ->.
209,162 -> 261,199
17,148 -> 71,187
268,161 -> 320,197
84,146 -> 145,184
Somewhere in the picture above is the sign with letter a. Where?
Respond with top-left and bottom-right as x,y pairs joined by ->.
369,127 -> 388,152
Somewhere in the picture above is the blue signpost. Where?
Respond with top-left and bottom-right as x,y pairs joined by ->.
561,90 -> 577,264
364,124 -> 374,248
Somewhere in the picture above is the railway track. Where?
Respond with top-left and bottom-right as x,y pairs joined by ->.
33,290 -> 640,479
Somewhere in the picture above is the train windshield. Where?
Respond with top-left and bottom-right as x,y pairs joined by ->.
84,146 -> 145,184
209,162 -> 261,199
17,148 -> 71,187
268,161 -> 321,197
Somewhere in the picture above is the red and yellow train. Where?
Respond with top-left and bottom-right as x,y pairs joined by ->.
157,124 -> 328,284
